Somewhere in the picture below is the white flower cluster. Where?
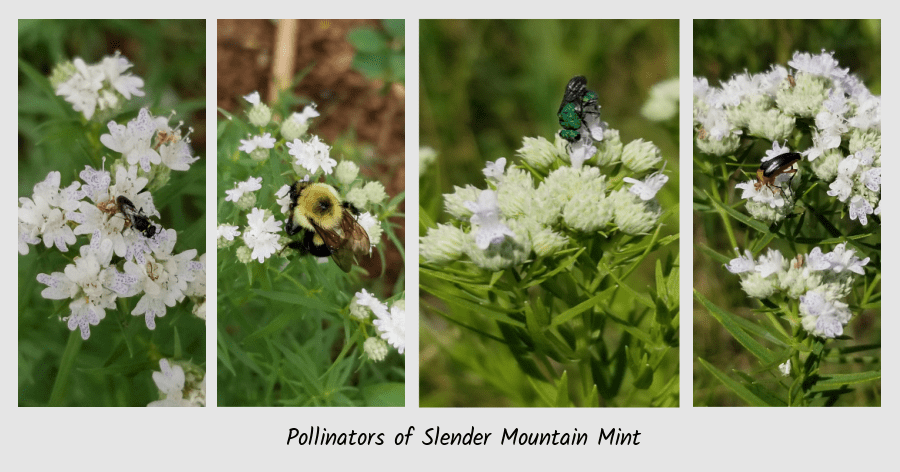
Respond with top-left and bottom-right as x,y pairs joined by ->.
53,51 -> 145,121
351,289 -> 405,357
148,359 -> 206,407
420,127 -> 668,271
725,243 -> 870,338
20,109 -> 204,340
695,50 -> 881,224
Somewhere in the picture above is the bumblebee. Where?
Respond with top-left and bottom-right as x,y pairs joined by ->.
116,195 -> 157,238
285,182 -> 371,272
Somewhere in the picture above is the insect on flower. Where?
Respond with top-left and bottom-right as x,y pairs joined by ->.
557,75 -> 600,144
116,195 -> 157,238
755,152 -> 801,198
284,181 -> 371,272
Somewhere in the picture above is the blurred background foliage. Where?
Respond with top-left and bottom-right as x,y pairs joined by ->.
693,19 -> 881,406
18,19 -> 206,406
694,19 -> 881,94
419,19 -> 679,407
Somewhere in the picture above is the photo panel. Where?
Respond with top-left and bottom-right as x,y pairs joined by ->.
17,19 -> 207,407
216,19 -> 406,407
692,19 -> 881,406
419,19 -> 679,407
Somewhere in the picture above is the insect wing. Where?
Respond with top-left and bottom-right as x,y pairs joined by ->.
558,76 -> 587,113
340,211 -> 371,256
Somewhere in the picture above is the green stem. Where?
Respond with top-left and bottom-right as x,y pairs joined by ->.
49,330 -> 83,406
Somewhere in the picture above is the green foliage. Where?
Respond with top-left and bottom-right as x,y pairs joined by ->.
216,83 -> 405,407
419,19 -> 679,407
18,20 -> 206,407
347,19 -> 405,85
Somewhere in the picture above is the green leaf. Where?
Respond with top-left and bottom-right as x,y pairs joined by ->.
697,358 -> 775,406
550,290 -> 608,328
347,27 -> 387,53
353,52 -> 388,80
706,190 -> 771,233
695,290 -> 775,365
362,382 -> 405,407
382,19 -> 404,39
554,371 -> 571,407
390,53 -> 405,83
810,371 -> 881,389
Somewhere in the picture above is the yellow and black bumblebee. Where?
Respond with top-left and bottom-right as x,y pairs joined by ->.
285,181 -> 371,272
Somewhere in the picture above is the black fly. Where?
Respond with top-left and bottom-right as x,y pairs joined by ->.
116,196 -> 157,238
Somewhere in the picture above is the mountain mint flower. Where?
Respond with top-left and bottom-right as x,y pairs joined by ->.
225,176 -> 263,206
727,244 -> 869,338
54,52 -> 145,120
373,300 -> 405,355
625,164 -> 668,201
239,133 -> 276,160
242,207 -> 283,263
483,157 -> 507,181
244,91 -> 271,126
217,224 -> 241,242
466,189 -> 516,250
280,104 -> 320,141
287,135 -> 336,175
148,359 -> 205,407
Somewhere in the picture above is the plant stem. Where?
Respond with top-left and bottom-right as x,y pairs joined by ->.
48,330 -> 82,406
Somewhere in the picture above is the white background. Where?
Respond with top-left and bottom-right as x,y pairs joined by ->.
10,7 -> 893,471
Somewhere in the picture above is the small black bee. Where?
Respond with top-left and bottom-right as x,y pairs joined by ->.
116,195 -> 157,238
756,152 -> 801,198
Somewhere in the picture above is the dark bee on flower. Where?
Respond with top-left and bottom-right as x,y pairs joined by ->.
116,195 -> 157,238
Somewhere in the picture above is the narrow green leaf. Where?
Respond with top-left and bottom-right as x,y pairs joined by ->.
697,358 -> 773,407
695,290 -> 775,365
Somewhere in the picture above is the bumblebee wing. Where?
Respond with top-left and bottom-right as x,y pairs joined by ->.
340,211 -> 371,256
312,224 -> 354,272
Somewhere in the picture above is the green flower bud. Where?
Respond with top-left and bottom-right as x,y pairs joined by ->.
517,136 -> 562,170
364,337 -> 389,362
364,181 -> 387,205
696,133 -> 741,157
848,129 -> 881,156
810,148 -> 843,182
420,223 -> 466,264
594,128 -> 623,166
775,72 -> 828,118
621,138 -> 663,173
249,148 -> 270,161
236,245 -> 252,264
280,115 -> 309,141
747,108 -> 795,141
235,192 -> 257,211
248,103 -> 272,127
49,60 -> 76,88
345,187 -> 368,210
443,185 -> 480,220
335,160 -> 360,187
609,189 -> 659,235
739,272 -> 778,299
